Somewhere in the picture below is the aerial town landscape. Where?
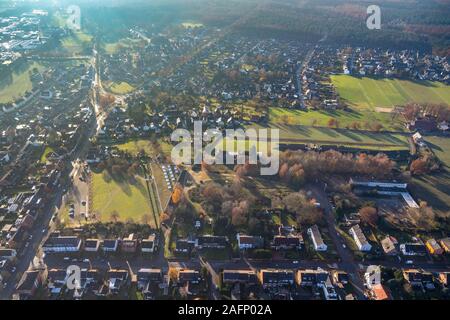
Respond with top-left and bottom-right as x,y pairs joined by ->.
0,0 -> 450,303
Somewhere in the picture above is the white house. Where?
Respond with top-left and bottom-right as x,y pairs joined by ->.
349,225 -> 372,252
307,225 -> 327,251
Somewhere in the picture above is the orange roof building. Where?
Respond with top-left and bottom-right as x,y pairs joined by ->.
371,284 -> 389,300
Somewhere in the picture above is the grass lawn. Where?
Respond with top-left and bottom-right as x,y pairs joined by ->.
409,171 -> 450,213
0,62 -> 44,103
60,31 -> 93,55
331,75 -> 450,109
408,136 -> 450,213
105,81 -> 135,94
40,146 -> 55,163
91,171 -> 157,227
102,38 -> 144,54
425,136 -> 450,168
116,139 -> 173,158
249,123 -> 410,151
269,107 -> 405,132
181,22 -> 204,28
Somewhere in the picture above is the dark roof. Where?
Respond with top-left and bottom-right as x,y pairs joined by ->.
273,236 -> 301,246
137,268 -> 162,282
197,235 -> 228,246
223,270 -> 258,284
102,239 -> 118,248
16,270 -> 40,292
238,235 -> 263,246
84,239 -> 100,248
299,269 -> 329,283
0,248 -> 16,257
261,270 -> 294,284
178,269 -> 201,283
108,269 -> 128,280
43,236 -> 81,248
175,239 -> 194,250
404,243 -> 427,254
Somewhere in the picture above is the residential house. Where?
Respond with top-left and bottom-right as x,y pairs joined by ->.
439,238 -> 450,253
321,277 -> 339,300
400,243 -> 427,256
331,270 -> 349,286
307,225 -> 327,251
174,239 -> 195,254
107,269 -> 129,295
426,239 -> 443,255
177,269 -> 201,285
437,272 -> 449,287
381,236 -> 398,255
141,234 -> 157,253
403,269 -> 434,288
84,239 -> 100,252
137,268 -> 163,290
102,239 -> 119,253
0,248 -> 17,260
196,235 -> 228,249
121,234 -> 138,253
222,270 -> 258,285
271,235 -> 303,250
258,269 -> 295,288
42,236 -> 81,253
349,225 -> 372,252
296,268 -> 329,287
15,270 -> 46,299
236,234 -> 263,250
370,284 -> 389,300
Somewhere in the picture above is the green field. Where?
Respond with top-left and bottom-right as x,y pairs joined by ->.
40,146 -> 55,163
269,107 -> 405,132
181,21 -> 204,28
105,81 -> 135,94
425,136 -> 450,168
331,75 -> 450,109
116,139 -> 173,157
409,136 -> 450,213
250,123 -> 410,151
0,62 -> 44,103
59,31 -> 93,55
91,171 -> 157,227
410,172 -> 450,213
102,38 -> 145,54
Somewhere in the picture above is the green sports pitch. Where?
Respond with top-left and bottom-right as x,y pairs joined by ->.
330,75 -> 450,109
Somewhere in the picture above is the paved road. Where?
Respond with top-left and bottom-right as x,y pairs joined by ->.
0,187 -> 64,300
0,106 -> 97,300
307,182 -> 367,299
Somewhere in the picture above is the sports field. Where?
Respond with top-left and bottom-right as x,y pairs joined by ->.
116,139 -> 173,158
425,136 -> 450,168
241,123 -> 410,151
105,81 -> 135,94
269,107 -> 405,132
0,62 -> 44,103
91,171 -> 158,227
330,75 -> 450,109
